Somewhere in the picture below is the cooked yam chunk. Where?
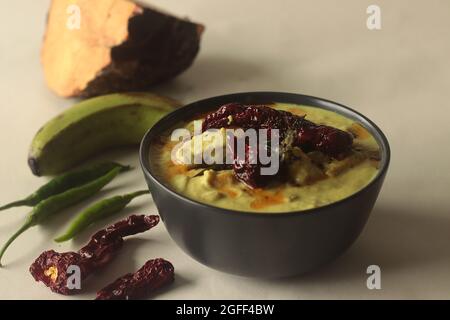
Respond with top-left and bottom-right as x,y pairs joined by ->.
348,123 -> 371,139
173,128 -> 227,168
325,151 -> 368,176
288,148 -> 326,185
306,151 -> 331,169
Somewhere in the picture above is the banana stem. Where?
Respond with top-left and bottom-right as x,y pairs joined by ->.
0,221 -> 33,267
0,199 -> 31,211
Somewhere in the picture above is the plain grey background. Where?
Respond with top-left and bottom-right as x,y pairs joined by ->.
0,0 -> 449,299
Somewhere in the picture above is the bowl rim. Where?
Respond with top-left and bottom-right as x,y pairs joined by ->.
139,91 -> 391,218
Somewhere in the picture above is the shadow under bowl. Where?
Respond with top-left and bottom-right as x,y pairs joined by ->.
139,92 -> 390,278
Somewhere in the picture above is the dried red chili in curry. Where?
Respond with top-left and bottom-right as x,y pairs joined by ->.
202,103 -> 353,188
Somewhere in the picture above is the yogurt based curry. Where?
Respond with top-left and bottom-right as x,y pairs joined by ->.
150,103 -> 380,213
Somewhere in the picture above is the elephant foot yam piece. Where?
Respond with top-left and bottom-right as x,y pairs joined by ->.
288,148 -> 326,186
42,0 -> 204,98
288,160 -> 326,186
325,151 -> 368,177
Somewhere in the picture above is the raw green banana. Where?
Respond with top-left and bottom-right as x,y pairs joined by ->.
28,93 -> 180,176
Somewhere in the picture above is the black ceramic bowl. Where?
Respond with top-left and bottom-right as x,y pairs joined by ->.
139,92 -> 390,278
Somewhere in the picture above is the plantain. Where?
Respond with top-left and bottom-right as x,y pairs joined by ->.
29,93 -> 180,176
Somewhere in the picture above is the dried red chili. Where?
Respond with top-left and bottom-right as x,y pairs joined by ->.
296,119 -> 353,159
95,258 -> 174,300
202,103 -> 353,187
203,103 -> 352,156
232,142 -> 273,188
29,215 -> 159,295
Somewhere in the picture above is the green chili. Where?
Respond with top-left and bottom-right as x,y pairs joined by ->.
0,162 -> 130,211
0,167 -> 123,266
54,190 -> 150,243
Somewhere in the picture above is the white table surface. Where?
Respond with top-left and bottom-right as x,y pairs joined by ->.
1,0 -> 449,299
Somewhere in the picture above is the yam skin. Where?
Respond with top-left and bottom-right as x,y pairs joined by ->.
42,0 -> 204,97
